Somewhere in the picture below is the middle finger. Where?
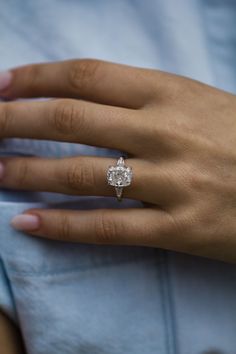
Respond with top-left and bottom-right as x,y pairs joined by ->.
0,99 -> 139,153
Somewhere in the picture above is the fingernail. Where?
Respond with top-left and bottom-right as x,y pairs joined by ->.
10,214 -> 40,231
0,162 -> 5,180
0,70 -> 13,91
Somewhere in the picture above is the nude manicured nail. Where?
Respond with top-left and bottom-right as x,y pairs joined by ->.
10,214 -> 41,231
0,162 -> 5,180
0,70 -> 13,91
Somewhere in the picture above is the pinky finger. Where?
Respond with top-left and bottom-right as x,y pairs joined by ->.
10,207 -> 174,247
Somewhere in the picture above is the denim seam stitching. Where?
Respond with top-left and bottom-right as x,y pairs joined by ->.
159,249 -> 172,354
165,251 -> 179,354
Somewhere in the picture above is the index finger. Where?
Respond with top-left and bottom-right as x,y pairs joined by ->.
0,59 -> 156,108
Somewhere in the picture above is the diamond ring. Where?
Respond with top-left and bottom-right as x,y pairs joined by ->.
106,156 -> 133,202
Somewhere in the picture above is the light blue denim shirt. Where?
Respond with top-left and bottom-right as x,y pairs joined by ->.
0,1 -> 236,353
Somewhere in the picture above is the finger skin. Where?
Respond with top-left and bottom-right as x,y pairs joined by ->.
14,207 -> 173,247
0,155 -> 136,198
1,59 -> 156,108
0,99 -> 139,152
0,156 -> 183,205
0,311 -> 25,354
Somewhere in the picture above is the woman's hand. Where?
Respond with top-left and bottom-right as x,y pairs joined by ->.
0,59 -> 236,263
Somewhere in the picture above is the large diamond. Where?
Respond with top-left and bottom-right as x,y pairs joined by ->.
107,165 -> 132,187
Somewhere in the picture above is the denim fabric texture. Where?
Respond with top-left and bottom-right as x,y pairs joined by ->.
0,0 -> 236,353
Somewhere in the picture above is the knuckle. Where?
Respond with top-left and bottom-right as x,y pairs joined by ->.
58,213 -> 72,240
138,122 -> 180,158
66,159 -> 96,192
186,169 -> 213,195
94,211 -> 119,243
68,59 -> 102,92
0,104 -> 12,136
51,100 -> 81,135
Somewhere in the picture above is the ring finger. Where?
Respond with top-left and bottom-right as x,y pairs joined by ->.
0,156 -> 181,205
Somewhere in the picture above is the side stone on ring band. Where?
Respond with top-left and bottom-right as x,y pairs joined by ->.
106,156 -> 133,202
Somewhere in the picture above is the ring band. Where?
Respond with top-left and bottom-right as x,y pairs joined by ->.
106,156 -> 133,202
